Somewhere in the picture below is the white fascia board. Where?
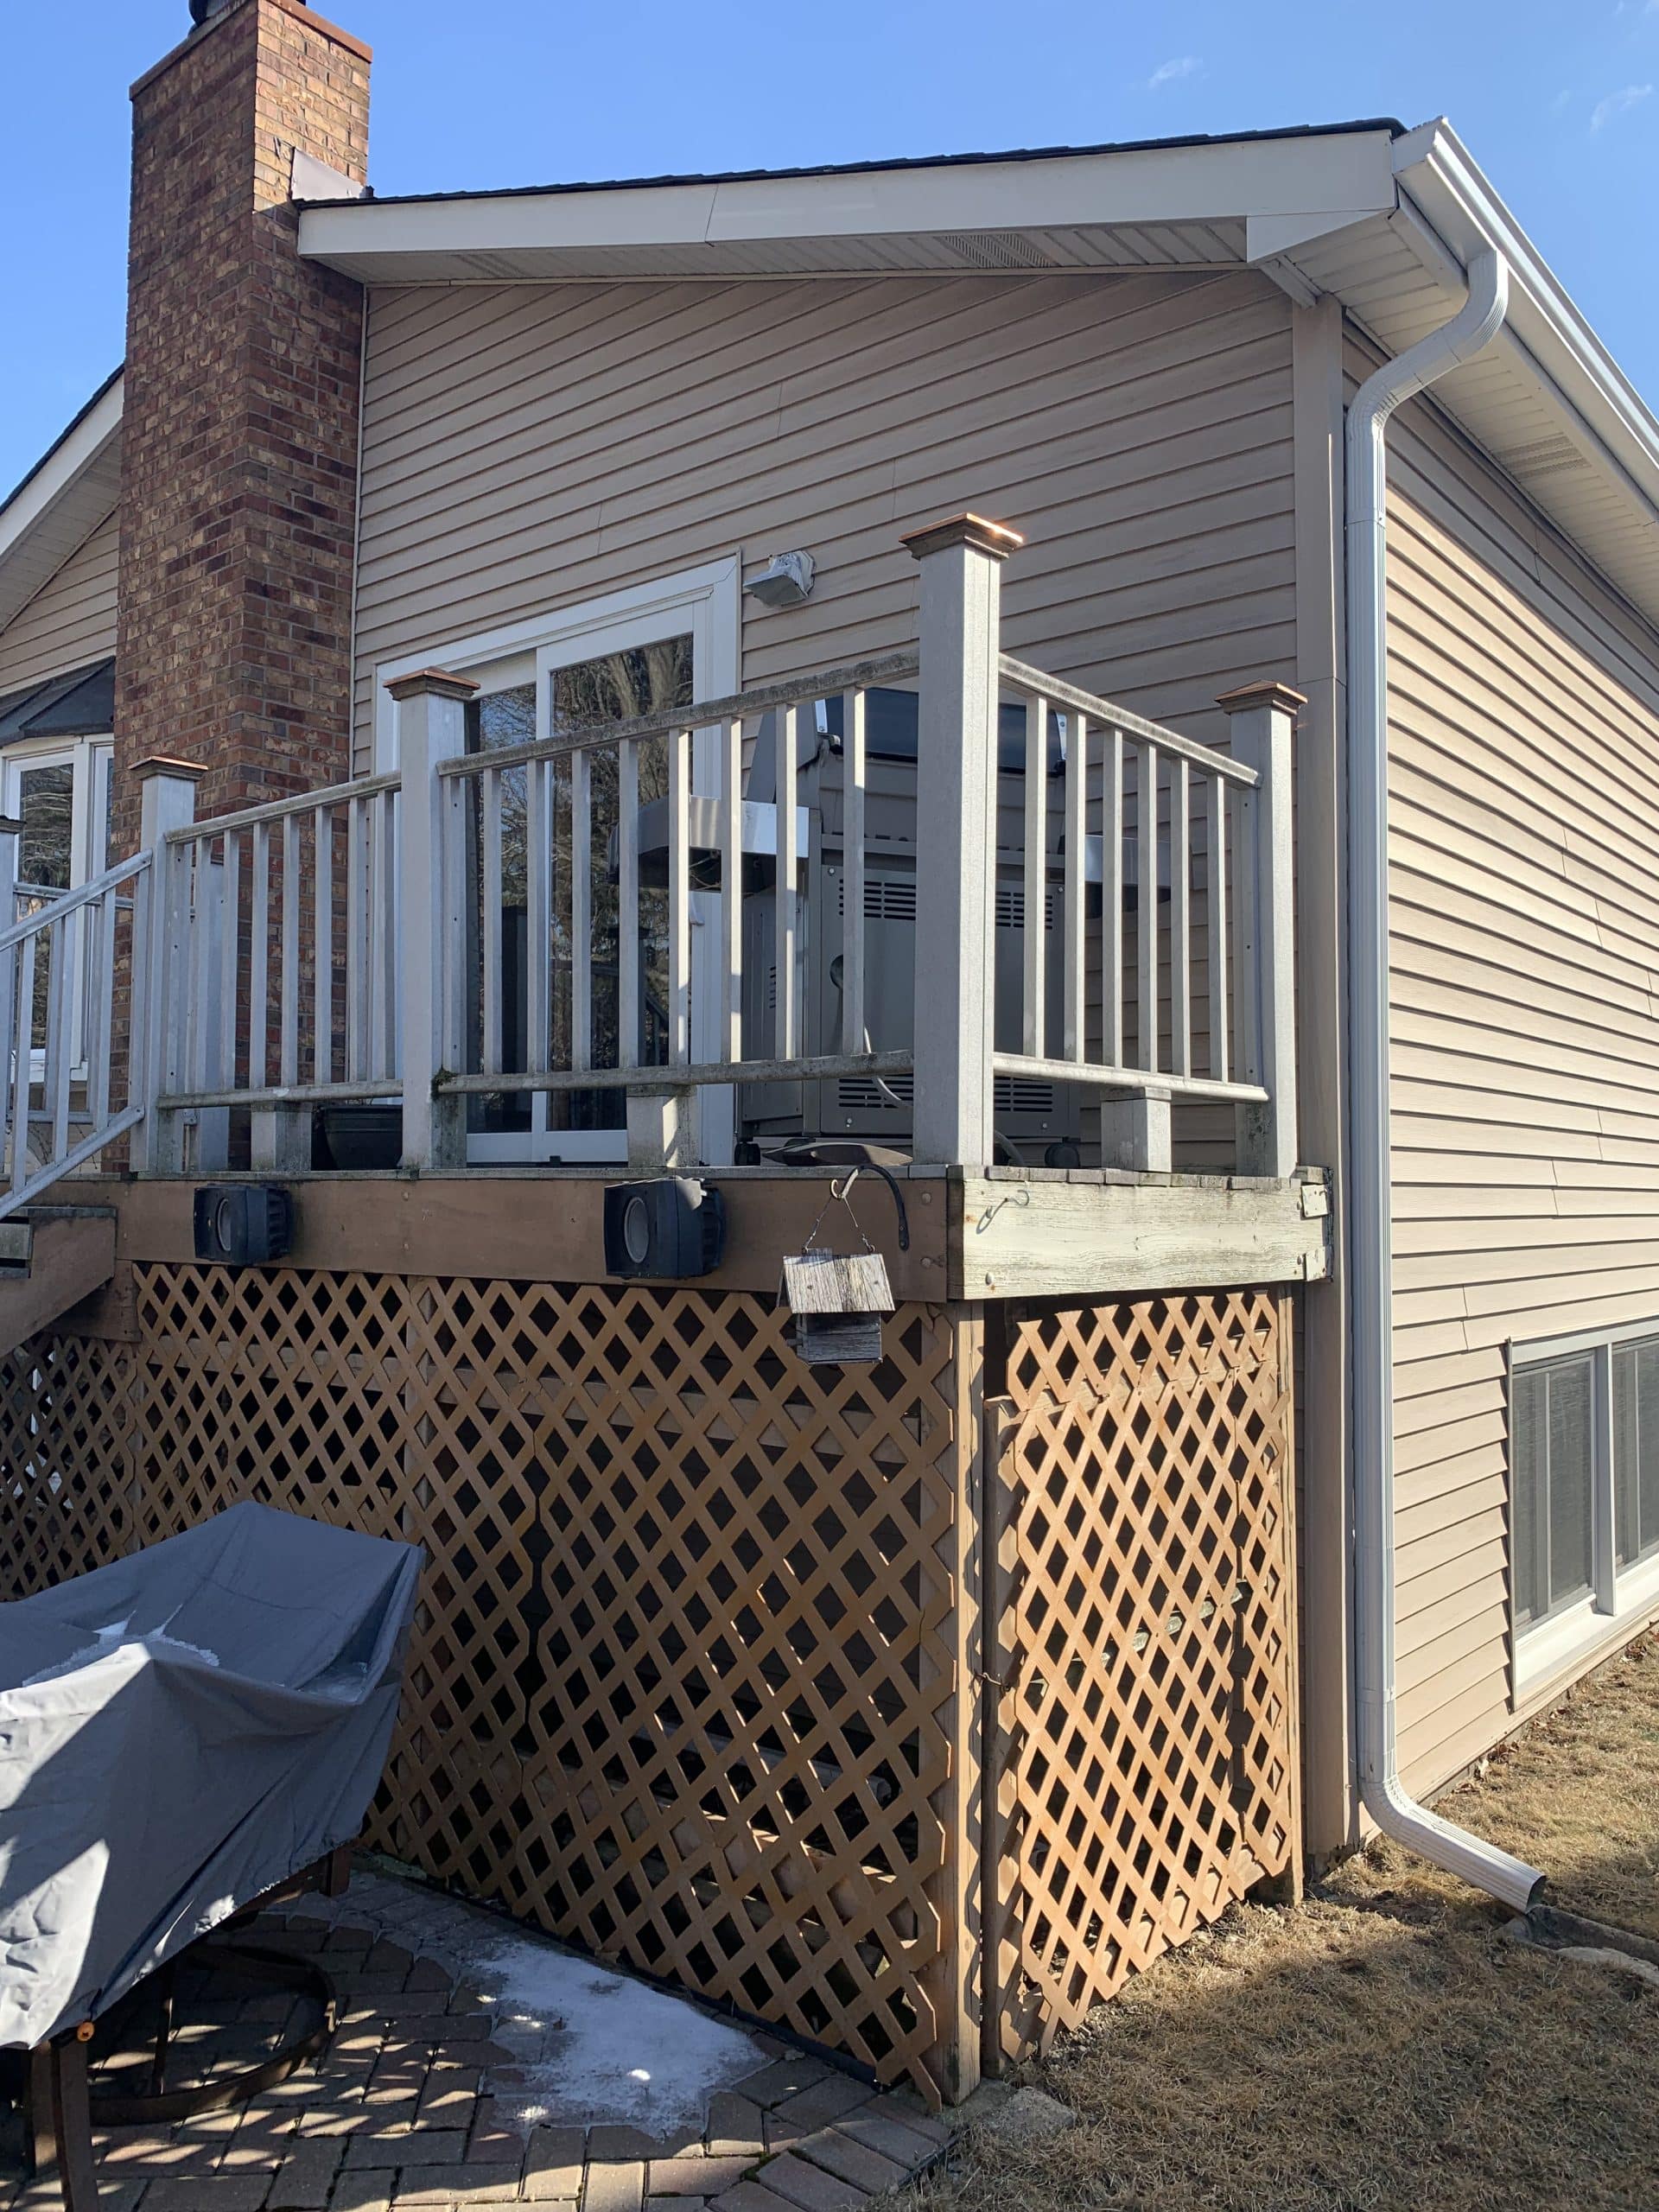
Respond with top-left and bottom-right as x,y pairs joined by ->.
0,373 -> 124,567
1393,120 -> 1659,516
300,130 -> 1398,274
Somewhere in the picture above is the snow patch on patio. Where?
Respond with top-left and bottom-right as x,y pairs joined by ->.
467,1930 -> 770,2133
312,1869 -> 771,2136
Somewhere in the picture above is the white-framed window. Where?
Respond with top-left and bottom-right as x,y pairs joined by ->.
1,729 -> 114,1069
1509,1319 -> 1659,1695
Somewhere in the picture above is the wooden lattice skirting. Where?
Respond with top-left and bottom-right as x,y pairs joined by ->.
0,1269 -> 1297,2102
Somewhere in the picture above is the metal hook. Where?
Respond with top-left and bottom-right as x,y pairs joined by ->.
976,1186 -> 1033,1234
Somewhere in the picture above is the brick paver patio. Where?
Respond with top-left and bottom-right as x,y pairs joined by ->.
0,1871 -> 949,2212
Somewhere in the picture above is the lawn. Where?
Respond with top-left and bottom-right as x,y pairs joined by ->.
905,1626 -> 1659,2212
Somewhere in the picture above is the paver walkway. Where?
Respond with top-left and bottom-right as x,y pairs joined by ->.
1,1871 -> 948,2212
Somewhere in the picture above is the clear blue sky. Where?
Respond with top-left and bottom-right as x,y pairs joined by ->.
3,0 -> 1656,497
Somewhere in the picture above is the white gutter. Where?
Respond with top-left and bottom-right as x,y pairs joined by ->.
1345,245 -> 1546,1915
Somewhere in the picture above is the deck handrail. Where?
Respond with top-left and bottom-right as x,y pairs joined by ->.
996,656 -> 1261,789
434,651 -> 922,780
161,768 -> 402,844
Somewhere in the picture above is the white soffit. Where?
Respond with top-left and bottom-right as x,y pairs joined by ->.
0,373 -> 124,634
296,130 -> 1399,284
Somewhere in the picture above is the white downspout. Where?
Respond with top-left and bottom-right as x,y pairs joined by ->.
1346,246 -> 1545,1912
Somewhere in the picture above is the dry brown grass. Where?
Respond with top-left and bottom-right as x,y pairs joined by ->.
1451,1627 -> 1659,1938
904,1627 -> 1659,2212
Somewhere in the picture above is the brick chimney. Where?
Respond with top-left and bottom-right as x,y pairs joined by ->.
113,0 -> 370,855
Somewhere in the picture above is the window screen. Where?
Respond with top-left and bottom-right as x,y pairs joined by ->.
1612,1339 -> 1659,1570
1511,1354 -> 1595,1629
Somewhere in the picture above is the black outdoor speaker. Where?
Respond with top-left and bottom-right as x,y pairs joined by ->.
193,1185 -> 296,1266
603,1177 -> 726,1280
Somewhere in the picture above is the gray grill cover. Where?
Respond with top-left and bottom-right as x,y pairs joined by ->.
0,1503 -> 422,2048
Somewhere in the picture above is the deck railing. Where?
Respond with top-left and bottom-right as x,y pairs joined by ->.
0,836 -> 150,1220
137,768 -> 401,1173
27,516 -> 1299,1194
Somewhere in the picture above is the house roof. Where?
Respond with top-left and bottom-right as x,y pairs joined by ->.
0,659 -> 116,744
4,122 -> 1656,646
297,119 -> 1659,633
0,369 -> 123,635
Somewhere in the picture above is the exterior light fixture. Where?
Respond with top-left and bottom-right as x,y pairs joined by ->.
744,550 -> 816,609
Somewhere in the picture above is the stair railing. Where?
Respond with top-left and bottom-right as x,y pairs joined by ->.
0,823 -> 154,1223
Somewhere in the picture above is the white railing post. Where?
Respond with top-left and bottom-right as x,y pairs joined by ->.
902,511 -> 1024,1166
391,667 -> 478,1172
0,816 -> 19,1183
1218,680 -> 1304,1179
129,759 -> 207,1174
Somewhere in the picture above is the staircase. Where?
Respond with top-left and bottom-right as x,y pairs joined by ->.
0,1207 -> 117,1357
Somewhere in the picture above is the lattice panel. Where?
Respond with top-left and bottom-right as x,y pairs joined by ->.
987,1292 -> 1298,2062
0,1333 -> 143,1595
14,1264 -> 971,2101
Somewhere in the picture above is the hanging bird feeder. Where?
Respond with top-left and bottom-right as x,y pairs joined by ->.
779,1171 -> 900,1366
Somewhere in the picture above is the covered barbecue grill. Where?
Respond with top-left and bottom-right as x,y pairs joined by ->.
0,1504 -> 422,2204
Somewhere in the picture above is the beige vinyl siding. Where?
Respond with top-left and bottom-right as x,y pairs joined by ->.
1380,366 -> 1659,1799
353,270 -> 1296,772
0,509 -> 120,695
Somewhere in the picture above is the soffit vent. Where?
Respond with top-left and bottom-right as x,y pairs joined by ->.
1494,433 -> 1592,484
942,231 -> 1059,271
457,251 -> 541,280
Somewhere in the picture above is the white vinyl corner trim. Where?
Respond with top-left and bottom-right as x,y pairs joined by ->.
1345,246 -> 1546,1916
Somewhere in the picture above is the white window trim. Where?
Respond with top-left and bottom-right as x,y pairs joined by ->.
1,729 -> 114,1079
1509,1319 -> 1659,1699
370,555 -> 741,774
371,557 -> 741,1166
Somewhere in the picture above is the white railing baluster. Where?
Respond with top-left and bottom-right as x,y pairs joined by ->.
162,843 -> 193,1147
381,785 -> 400,1079
1171,759 -> 1191,1078
775,702 -> 798,1059
280,812 -> 299,1088
1137,741 -> 1159,1075
570,747 -> 590,1074
0,820 -> 16,1178
1023,692 -> 1047,1057
90,887 -> 118,1129
249,822 -> 270,1090
11,933 -> 35,1195
368,787 -> 389,1081
441,775 -> 466,1078
617,740 -> 639,1070
481,764 -> 504,1078
190,841 -> 215,1097
842,691 -> 865,1058
668,724 -> 691,1067
1103,727 -> 1124,1066
1209,772 -> 1230,1083
720,718 -> 742,1063
219,829 -> 240,1093
313,804 -> 333,1086
42,907 -> 69,1165
1063,712 -> 1086,1063
526,754 -> 550,1076
346,794 -> 367,1083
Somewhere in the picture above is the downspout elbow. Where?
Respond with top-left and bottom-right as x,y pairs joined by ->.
1345,247 -> 1546,1916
